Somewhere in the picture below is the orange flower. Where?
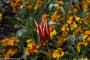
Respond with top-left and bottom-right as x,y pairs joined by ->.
1,37 -> 19,46
67,16 -> 74,24
49,25 -> 56,32
51,13 -> 60,22
56,0 -> 63,9
84,31 -> 90,35
42,14 -> 48,23
24,1 -> 33,9
11,0 -> 20,12
4,48 -> 18,58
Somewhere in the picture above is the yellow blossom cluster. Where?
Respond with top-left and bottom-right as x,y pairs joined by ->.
52,48 -> 65,59
3,48 -> 18,58
76,30 -> 90,53
24,39 -> 39,55
0,37 -> 19,58
1,37 -> 19,46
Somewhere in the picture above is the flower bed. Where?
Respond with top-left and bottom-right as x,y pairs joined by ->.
0,0 -> 90,60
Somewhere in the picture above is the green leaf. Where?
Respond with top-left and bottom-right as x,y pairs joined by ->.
67,35 -> 76,46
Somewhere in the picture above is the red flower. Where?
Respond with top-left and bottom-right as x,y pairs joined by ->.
34,20 -> 50,44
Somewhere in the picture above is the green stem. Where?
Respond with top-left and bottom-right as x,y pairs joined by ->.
64,0 -> 72,21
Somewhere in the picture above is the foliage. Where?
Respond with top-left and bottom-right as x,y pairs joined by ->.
0,0 -> 90,60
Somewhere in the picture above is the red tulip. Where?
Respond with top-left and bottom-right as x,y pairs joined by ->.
34,20 -> 50,44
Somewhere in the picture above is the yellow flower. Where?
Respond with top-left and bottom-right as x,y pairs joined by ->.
57,36 -> 66,46
82,41 -> 88,47
80,57 -> 84,60
26,39 -> 35,48
62,31 -> 68,37
80,57 -> 89,60
53,50 -> 60,58
76,42 -> 81,53
52,48 -> 65,59
73,57 -> 89,60
50,30 -> 57,39
54,10 -> 58,15
87,37 -> 90,42
61,24 -> 69,32
24,1 -> 33,9
75,16 -> 80,21
1,37 -> 19,46
83,31 -> 90,42
83,34 -> 88,40
51,13 -> 60,22
49,25 -> 56,32
56,0 -> 63,9
34,0 -> 43,10
73,57 -> 77,60
67,16 -> 80,25
86,0 -> 90,4
7,39 -> 15,46
71,22 -> 77,30
67,16 -> 74,24
77,41 -> 88,53
84,31 -> 90,35
49,25 -> 57,39
25,39 -> 38,55
1,39 -> 8,46
73,28 -> 81,36
4,48 -> 17,58
84,57 -> 89,60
